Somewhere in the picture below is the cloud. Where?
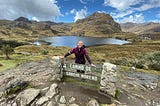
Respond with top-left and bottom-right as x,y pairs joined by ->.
105,0 -> 160,22
32,17 -> 39,22
110,10 -> 135,19
118,13 -> 144,23
79,0 -> 95,4
70,7 -> 87,22
70,9 -> 76,14
0,0 -> 62,21
104,0 -> 160,11
104,0 -> 141,10
79,0 -> 87,4
97,11 -> 106,13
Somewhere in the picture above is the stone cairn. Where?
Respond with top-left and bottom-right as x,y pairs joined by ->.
100,63 -> 117,97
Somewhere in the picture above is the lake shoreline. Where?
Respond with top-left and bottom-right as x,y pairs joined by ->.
34,35 -> 131,48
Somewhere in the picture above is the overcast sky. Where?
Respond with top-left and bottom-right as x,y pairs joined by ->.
0,0 -> 160,23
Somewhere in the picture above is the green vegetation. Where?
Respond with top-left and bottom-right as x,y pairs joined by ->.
0,39 -> 160,75
146,52 -> 160,70
89,41 -> 160,72
0,54 -> 45,72
119,65 -> 160,75
111,52 -> 160,71
41,49 -> 49,55
6,83 -> 34,96
63,76 -> 100,89
0,45 -> 14,59
115,89 -> 120,100
0,45 -> 69,72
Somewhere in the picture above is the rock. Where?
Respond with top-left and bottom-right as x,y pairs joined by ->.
143,64 -> 149,70
158,80 -> 160,89
87,99 -> 100,106
12,102 -> 17,106
100,62 -> 117,96
51,56 -> 61,66
0,63 -> 3,66
50,74 -> 62,82
41,87 -> 49,93
45,83 -> 58,98
55,94 -> 60,102
69,97 -> 76,103
16,88 -> 40,106
59,104 -> 67,106
130,66 -> 136,71
47,101 -> 56,106
36,96 -> 49,105
6,103 -> 12,106
59,96 -> 66,104
5,78 -> 28,94
0,102 -> 6,106
69,104 -> 79,106
14,17 -> 32,23
106,103 -> 116,106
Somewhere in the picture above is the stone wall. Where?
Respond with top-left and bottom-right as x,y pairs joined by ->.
50,56 -> 117,97
100,63 -> 117,97
50,56 -> 63,81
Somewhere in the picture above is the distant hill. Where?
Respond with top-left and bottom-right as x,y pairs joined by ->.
0,12 -> 122,40
14,17 -> 32,23
71,12 -> 122,36
120,22 -> 160,34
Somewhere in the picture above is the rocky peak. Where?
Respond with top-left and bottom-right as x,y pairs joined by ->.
72,12 -> 121,36
14,17 -> 32,23
76,12 -> 113,23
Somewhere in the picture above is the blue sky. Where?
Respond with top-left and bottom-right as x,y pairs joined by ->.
0,0 -> 160,23
57,0 -> 160,23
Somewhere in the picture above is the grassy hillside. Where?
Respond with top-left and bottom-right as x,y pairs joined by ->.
0,41 -> 160,75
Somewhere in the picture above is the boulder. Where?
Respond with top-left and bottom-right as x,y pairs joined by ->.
69,104 -> 79,106
5,78 -> 28,94
12,102 -> 17,106
45,83 -> 58,98
16,88 -> 40,106
59,96 -> 66,104
87,99 -> 100,106
47,101 -> 56,106
59,104 -> 67,106
69,97 -> 76,103
36,96 -> 49,106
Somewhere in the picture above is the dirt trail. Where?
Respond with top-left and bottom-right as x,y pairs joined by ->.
59,82 -> 112,106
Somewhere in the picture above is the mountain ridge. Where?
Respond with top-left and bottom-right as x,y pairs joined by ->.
0,12 -> 122,39
120,22 -> 160,34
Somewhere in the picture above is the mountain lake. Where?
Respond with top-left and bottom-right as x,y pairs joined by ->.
34,36 -> 130,48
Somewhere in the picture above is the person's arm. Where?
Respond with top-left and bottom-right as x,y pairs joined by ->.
84,49 -> 92,64
64,48 -> 75,58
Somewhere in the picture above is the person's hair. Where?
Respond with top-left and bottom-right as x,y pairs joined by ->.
78,41 -> 83,44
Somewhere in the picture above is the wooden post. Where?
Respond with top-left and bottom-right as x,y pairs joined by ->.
100,63 -> 117,97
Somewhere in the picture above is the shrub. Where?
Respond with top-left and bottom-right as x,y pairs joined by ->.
0,45 -> 14,59
145,52 -> 160,71
115,89 -> 120,100
149,63 -> 160,71
41,49 -> 49,55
